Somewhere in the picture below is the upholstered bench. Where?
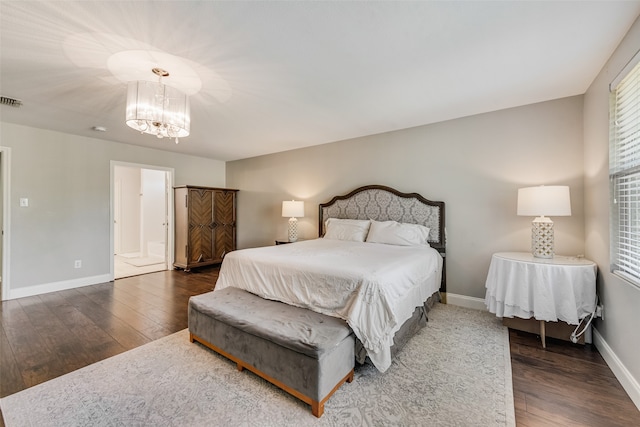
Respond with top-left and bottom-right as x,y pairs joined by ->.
188,287 -> 355,417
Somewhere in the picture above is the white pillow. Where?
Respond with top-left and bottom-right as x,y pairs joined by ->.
366,220 -> 430,246
323,218 -> 371,242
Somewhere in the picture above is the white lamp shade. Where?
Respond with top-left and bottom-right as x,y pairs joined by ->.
517,186 -> 571,217
282,200 -> 304,218
126,80 -> 190,138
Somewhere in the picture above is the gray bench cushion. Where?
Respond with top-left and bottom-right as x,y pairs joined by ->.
189,287 -> 352,358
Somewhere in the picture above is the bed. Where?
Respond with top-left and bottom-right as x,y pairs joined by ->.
215,185 -> 446,373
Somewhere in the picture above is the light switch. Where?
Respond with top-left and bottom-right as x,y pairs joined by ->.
20,198 -> 29,207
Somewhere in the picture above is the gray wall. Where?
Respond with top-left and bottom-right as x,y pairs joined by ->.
584,16 -> 640,405
1,122 -> 225,296
227,96 -> 586,301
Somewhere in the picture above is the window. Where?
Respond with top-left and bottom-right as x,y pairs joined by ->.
610,57 -> 640,287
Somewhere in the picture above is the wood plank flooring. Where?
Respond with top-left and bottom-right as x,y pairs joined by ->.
0,267 -> 216,401
1,266 -> 639,426
510,329 -> 639,426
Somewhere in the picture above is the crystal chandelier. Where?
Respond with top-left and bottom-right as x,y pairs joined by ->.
125,68 -> 190,144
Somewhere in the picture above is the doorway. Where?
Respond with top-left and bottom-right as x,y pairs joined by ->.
111,162 -> 174,280
0,147 -> 10,301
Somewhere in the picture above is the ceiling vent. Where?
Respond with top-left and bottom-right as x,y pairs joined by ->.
0,96 -> 23,107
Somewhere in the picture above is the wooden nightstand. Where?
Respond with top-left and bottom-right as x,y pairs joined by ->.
485,252 -> 597,347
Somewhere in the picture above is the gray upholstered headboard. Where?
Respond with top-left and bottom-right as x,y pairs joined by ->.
318,185 -> 446,253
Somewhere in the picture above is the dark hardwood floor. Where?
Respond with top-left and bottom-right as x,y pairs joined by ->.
1,266 -> 639,426
511,329 -> 639,426
0,267 -> 217,405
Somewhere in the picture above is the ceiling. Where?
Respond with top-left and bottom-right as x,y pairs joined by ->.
1,1 -> 639,161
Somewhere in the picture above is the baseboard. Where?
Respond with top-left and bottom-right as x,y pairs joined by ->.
593,327 -> 640,411
7,274 -> 112,300
446,293 -> 487,311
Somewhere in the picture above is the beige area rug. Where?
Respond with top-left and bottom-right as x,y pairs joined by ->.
114,255 -> 166,279
123,256 -> 164,267
117,252 -> 139,258
0,304 -> 515,426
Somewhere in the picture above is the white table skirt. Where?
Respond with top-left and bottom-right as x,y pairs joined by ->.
485,252 -> 597,325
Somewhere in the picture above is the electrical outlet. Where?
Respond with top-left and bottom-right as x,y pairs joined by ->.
74,260 -> 82,269
596,304 -> 604,320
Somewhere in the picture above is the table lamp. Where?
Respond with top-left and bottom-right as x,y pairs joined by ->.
517,185 -> 571,258
282,200 -> 304,242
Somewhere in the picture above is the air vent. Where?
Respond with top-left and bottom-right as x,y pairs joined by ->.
0,96 -> 23,107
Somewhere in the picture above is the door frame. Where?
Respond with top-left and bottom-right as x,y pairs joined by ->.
110,161 -> 175,280
0,146 -> 11,301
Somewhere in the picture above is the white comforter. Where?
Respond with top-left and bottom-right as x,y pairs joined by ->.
215,238 -> 443,372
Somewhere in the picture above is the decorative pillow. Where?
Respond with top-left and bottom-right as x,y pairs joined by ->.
366,220 -> 430,246
323,218 -> 371,242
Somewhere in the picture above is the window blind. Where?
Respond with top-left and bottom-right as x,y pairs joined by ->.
610,58 -> 640,286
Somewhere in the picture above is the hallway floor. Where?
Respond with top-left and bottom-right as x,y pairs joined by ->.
114,253 -> 166,279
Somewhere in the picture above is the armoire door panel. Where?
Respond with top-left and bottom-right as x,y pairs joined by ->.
214,191 -> 235,225
214,225 -> 235,259
188,188 -> 214,227
188,225 -> 214,263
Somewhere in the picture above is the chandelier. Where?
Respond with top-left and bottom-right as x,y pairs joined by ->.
125,67 -> 190,144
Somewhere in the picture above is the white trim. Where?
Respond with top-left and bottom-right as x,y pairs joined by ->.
612,270 -> 640,291
593,327 -> 640,411
7,274 -> 112,300
0,146 -> 11,301
610,47 -> 640,91
446,293 -> 488,311
110,161 -> 175,281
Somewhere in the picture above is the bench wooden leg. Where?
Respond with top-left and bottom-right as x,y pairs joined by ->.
312,400 -> 324,418
311,369 -> 354,418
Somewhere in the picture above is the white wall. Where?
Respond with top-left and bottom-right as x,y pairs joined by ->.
227,96 -> 586,301
583,16 -> 640,408
1,122 -> 225,299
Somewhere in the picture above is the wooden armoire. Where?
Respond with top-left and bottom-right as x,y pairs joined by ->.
173,186 -> 238,271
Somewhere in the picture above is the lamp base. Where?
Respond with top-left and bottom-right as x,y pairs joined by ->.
288,217 -> 298,242
532,216 -> 554,258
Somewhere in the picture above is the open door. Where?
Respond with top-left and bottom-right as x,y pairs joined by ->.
111,162 -> 174,280
0,147 -> 10,301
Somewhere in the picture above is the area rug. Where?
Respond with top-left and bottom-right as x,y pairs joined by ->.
123,256 -> 164,267
117,252 -> 141,258
0,304 -> 515,426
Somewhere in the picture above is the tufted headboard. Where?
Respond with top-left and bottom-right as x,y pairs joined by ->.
318,185 -> 446,254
